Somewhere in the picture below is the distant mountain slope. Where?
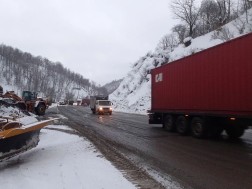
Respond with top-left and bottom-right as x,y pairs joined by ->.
103,79 -> 123,94
110,9 -> 252,114
0,45 -> 104,101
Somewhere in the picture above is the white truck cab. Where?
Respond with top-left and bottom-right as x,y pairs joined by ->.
90,96 -> 113,115
95,100 -> 112,115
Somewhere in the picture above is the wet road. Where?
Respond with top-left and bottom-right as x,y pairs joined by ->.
51,105 -> 252,189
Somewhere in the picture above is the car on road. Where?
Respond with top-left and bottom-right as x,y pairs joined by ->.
58,100 -> 66,105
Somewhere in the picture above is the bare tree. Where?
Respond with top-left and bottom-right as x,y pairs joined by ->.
157,33 -> 179,51
216,0 -> 234,26
233,17 -> 246,34
65,91 -> 75,101
171,0 -> 200,37
240,0 -> 252,23
172,24 -> 187,43
199,0 -> 219,33
212,26 -> 234,41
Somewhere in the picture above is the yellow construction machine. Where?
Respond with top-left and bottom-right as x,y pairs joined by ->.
0,116 -> 57,161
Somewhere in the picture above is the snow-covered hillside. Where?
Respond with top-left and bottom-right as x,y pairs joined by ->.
103,79 -> 123,94
0,77 -> 89,103
110,9 -> 252,114
0,45 -> 105,102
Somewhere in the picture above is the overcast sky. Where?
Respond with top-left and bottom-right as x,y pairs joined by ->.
0,0 -> 177,85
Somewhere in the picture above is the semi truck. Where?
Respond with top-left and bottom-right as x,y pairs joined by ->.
90,96 -> 113,115
148,32 -> 252,139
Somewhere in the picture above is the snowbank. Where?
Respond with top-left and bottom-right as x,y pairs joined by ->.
0,125 -> 136,189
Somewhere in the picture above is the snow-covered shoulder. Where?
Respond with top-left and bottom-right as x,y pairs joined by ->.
0,125 -> 136,189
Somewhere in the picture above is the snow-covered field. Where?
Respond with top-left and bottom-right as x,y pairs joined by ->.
0,125 -> 136,189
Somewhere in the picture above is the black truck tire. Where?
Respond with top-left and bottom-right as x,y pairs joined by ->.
176,116 -> 190,135
36,103 -> 46,115
191,117 -> 208,138
225,125 -> 245,139
163,115 -> 175,132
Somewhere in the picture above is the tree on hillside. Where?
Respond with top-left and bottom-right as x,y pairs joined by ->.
240,0 -> 252,22
216,0 -> 235,26
199,0 -> 219,33
171,0 -> 200,37
157,33 -> 179,51
0,44 -> 102,101
172,24 -> 187,43
65,91 -> 75,101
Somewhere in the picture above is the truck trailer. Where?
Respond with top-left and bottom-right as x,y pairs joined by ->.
90,96 -> 113,115
148,32 -> 252,139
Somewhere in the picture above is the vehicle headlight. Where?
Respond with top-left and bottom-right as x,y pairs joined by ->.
99,107 -> 103,111
109,107 -> 112,111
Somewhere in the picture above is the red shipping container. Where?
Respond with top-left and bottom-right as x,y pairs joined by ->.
151,32 -> 252,118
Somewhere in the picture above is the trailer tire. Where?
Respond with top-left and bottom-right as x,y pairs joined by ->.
225,125 -> 244,139
176,116 -> 189,135
191,117 -> 208,138
163,115 -> 175,132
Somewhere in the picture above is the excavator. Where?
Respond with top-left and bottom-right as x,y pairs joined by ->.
0,85 -> 56,161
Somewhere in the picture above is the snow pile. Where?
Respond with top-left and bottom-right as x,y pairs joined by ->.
110,9 -> 252,114
0,105 -> 29,118
18,116 -> 39,125
0,126 -> 136,189
0,104 -> 38,124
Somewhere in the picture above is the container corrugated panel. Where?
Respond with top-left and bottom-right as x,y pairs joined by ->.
151,32 -> 252,117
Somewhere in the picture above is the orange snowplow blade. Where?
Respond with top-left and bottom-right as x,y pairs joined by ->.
0,118 -> 58,161
0,119 -> 55,139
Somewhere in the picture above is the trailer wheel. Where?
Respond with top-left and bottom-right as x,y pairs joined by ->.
191,117 -> 208,138
176,116 -> 189,135
225,125 -> 244,139
163,115 -> 175,132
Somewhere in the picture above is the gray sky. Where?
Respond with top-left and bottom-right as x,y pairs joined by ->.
0,0 -> 177,85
